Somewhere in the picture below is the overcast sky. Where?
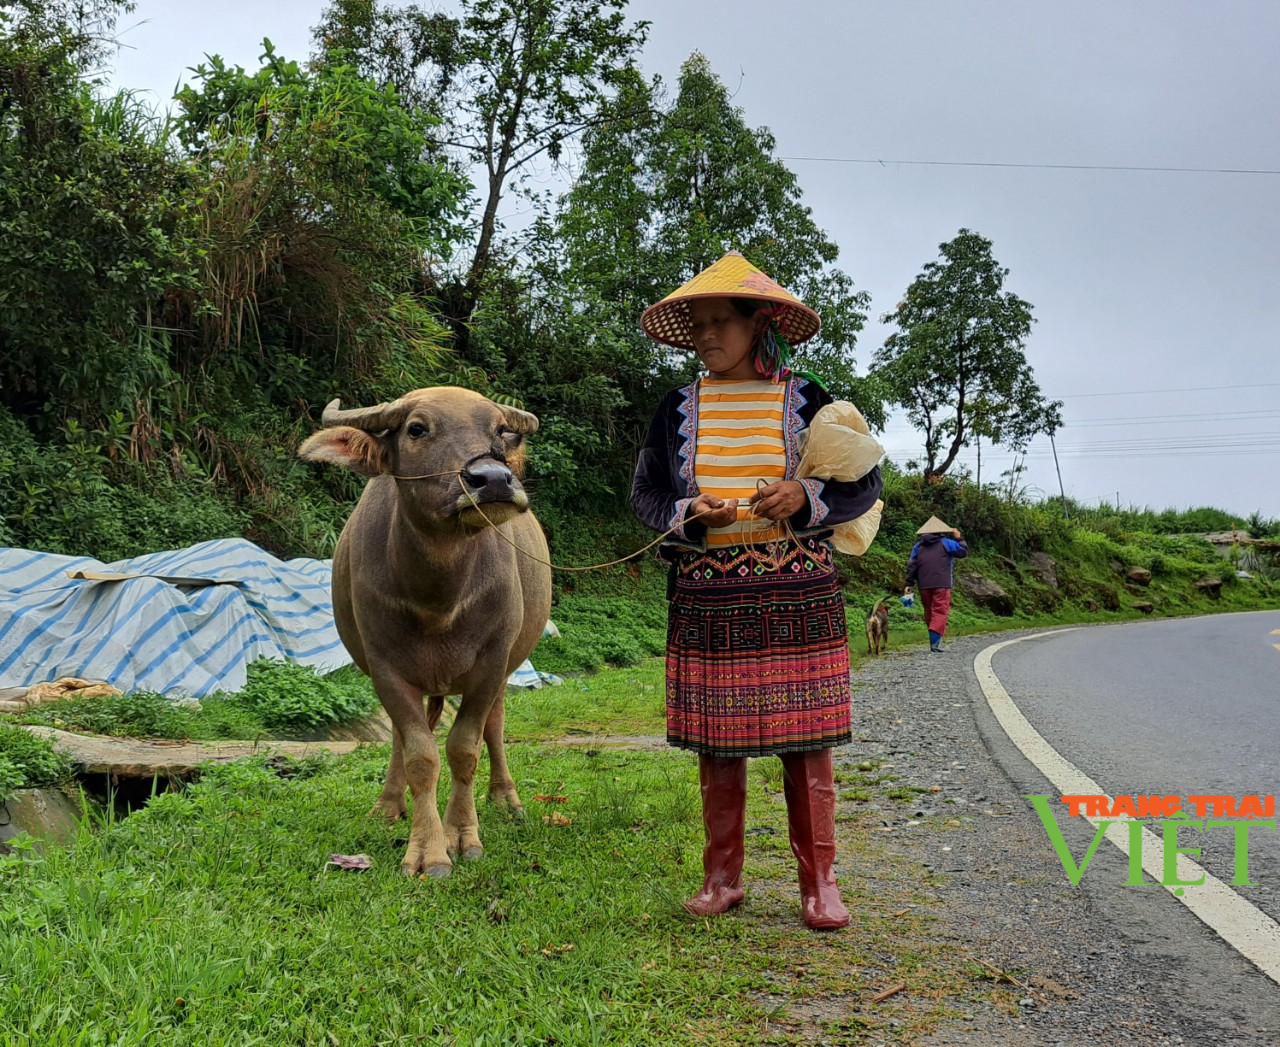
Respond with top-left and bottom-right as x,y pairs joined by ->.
109,0 -> 1280,519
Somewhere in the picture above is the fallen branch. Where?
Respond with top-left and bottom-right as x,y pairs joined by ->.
871,983 -> 906,1004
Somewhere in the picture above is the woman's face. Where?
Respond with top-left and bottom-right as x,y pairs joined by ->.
687,297 -> 759,379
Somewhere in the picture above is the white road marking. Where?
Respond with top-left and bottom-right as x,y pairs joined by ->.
974,630 -> 1280,986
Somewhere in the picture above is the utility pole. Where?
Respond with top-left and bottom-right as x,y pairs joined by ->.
1049,432 -> 1068,520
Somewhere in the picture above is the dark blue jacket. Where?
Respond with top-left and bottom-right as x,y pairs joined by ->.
630,375 -> 883,557
905,534 -> 968,590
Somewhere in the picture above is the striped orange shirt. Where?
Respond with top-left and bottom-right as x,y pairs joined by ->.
695,378 -> 789,546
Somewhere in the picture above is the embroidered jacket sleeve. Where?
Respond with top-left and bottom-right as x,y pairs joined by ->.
630,390 -> 705,542
789,380 -> 884,531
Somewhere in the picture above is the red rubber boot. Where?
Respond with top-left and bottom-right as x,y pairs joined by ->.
781,749 -> 851,930
684,755 -> 748,916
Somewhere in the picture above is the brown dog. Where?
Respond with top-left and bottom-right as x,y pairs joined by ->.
865,599 -> 889,656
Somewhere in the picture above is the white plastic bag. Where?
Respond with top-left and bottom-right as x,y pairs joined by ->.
797,401 -> 885,556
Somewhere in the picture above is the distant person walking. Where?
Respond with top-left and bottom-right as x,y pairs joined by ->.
904,516 -> 967,652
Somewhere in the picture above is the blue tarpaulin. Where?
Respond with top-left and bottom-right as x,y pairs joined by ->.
0,538 -> 558,697
0,539 -> 348,697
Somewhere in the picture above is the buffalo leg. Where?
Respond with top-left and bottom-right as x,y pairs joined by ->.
369,724 -> 409,823
483,697 -> 523,816
376,673 -> 451,877
443,673 -> 507,861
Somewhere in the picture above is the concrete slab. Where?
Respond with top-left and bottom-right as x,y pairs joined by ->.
16,726 -> 368,779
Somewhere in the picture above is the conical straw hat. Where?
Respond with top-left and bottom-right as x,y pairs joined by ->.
916,515 -> 953,534
641,251 -> 821,350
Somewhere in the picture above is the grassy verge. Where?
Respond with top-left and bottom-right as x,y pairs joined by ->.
0,669 -> 1004,1045
505,660 -> 665,741
14,660 -> 378,744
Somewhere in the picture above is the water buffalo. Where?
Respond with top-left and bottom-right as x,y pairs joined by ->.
299,386 -> 552,877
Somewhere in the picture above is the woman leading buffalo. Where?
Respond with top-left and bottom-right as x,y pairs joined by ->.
631,252 -> 882,930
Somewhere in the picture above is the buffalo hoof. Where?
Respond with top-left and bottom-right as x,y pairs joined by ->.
446,839 -> 485,862
445,824 -> 484,861
401,857 -> 452,879
401,841 -> 452,878
489,793 -> 526,821
369,798 -> 407,823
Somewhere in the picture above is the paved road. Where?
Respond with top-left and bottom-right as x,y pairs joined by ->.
989,608 -> 1280,929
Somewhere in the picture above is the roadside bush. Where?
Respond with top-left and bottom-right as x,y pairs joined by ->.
18,664 -> 377,741
232,660 -> 377,731
20,690 -> 264,741
536,596 -> 667,673
0,753 -> 22,800
0,725 -> 74,792
0,405 -> 248,560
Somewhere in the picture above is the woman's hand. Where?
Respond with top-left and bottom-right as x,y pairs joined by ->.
687,494 -> 738,528
748,480 -> 807,521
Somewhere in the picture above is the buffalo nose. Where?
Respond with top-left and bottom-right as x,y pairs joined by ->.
462,460 -> 516,499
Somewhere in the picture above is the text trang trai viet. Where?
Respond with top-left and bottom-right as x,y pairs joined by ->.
1024,793 -> 1276,889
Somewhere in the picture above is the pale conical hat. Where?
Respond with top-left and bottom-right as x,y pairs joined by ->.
640,251 -> 821,350
916,515 -> 953,535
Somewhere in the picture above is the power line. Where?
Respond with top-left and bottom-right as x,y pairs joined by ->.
777,155 -> 1280,177
884,430 -> 1280,452
1054,381 -> 1280,399
884,432 -> 1280,456
885,446 -> 1280,462
887,436 -> 1280,452
1069,409 -> 1280,428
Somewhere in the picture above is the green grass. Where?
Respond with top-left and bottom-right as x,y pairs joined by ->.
0,724 -> 75,799
16,660 -> 379,742
537,595 -> 667,674
506,660 -> 666,741
0,742 -> 981,1045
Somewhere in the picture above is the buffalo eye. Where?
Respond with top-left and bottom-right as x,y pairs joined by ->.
407,422 -> 428,439
498,426 -> 520,442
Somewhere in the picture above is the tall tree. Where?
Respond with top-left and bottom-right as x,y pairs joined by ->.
873,229 -> 1063,479
470,52 -> 875,506
555,52 -> 875,416
311,0 -> 649,355
171,44 -> 469,409
0,1 -> 194,424
0,0 -> 133,72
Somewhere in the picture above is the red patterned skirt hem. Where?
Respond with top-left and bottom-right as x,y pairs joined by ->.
665,536 -> 852,757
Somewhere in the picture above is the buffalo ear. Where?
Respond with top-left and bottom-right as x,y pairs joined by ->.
298,426 -> 389,477
500,406 -> 539,435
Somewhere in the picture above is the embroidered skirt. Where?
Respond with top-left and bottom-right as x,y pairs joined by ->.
665,535 -> 853,757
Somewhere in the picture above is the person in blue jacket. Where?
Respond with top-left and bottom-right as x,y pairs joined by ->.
903,516 -> 968,652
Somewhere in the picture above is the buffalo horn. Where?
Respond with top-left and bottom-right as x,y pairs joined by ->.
320,398 -> 409,432
501,406 -> 540,434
